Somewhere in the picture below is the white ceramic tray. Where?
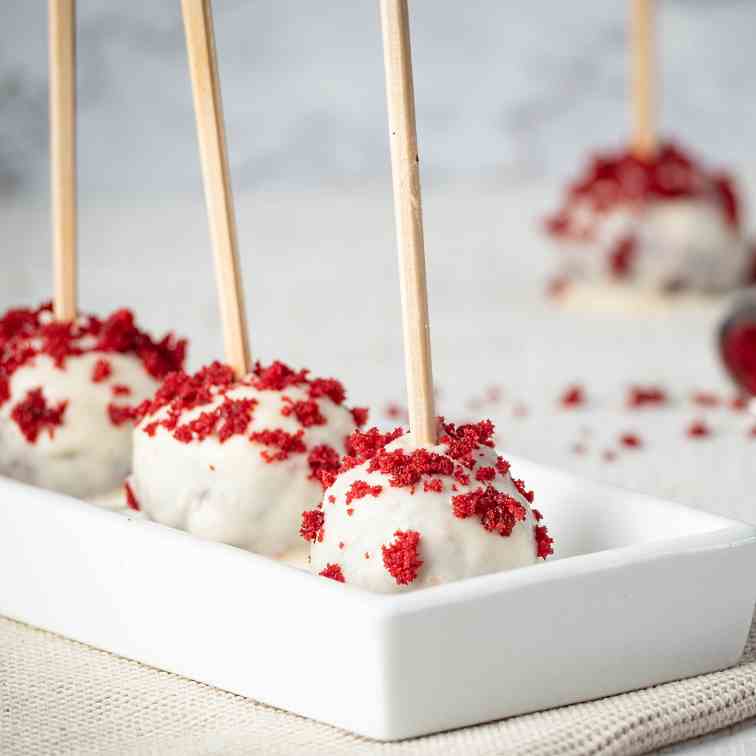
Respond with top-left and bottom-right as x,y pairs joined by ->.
2,457 -> 755,741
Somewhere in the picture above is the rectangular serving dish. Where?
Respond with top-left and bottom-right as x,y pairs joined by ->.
1,456 -> 755,741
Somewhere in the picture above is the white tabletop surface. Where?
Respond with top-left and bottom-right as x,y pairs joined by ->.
3,180 -> 756,754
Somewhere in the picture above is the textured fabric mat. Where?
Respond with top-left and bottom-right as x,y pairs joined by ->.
2,613 -> 756,755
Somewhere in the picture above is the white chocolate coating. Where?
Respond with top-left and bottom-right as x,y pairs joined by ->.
131,380 -> 358,557
556,198 -> 750,295
309,434 -> 541,593
0,352 -> 161,498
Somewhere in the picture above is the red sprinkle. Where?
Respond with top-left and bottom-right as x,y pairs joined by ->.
281,396 -> 325,427
108,403 -> 138,427
319,564 -> 345,582
627,385 -> 667,408
307,444 -> 341,488
452,486 -> 527,536
382,530 -> 423,585
300,509 -> 325,543
535,525 -> 554,559
345,480 -> 383,505
111,384 -> 131,396
513,478 -> 534,504
475,466 -> 496,482
11,388 -> 67,442
0,304 -> 185,411
124,481 -> 140,511
691,391 -> 720,408
620,433 -> 642,449
546,142 -> 740,242
687,419 -> 712,439
249,428 -> 306,462
351,407 -> 369,427
91,359 -> 112,383
560,384 -> 586,408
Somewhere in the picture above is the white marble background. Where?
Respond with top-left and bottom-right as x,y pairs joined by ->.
2,1 -> 756,197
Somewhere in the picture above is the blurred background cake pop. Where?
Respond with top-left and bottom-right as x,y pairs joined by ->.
0,3 -> 186,500
544,0 -> 755,305
128,0 -> 366,556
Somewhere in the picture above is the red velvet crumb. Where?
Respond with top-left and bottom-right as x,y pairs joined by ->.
300,509 -> 325,543
513,478 -> 534,503
382,530 -> 423,586
626,385 -> 667,408
620,433 -> 642,449
423,478 -> 444,493
535,525 -> 554,559
124,481 -> 140,511
560,384 -> 586,408
345,479 -> 383,505
452,486 -> 527,536
281,396 -> 325,427
249,428 -> 306,462
91,358 -> 112,383
108,403 -> 138,427
307,444 -> 341,488
319,563 -> 345,582
11,388 -> 67,442
687,419 -> 711,439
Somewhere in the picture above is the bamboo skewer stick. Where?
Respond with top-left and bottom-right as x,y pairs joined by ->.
181,0 -> 251,377
49,0 -> 77,322
379,0 -> 437,446
630,0 -> 657,159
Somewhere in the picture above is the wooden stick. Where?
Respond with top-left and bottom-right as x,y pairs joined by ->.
630,0 -> 656,159
379,0 -> 436,446
49,0 -> 77,322
181,0 -> 251,376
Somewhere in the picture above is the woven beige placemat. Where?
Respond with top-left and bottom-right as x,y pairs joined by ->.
1,613 -> 756,756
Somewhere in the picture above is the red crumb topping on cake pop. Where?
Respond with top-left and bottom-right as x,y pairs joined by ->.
627,385 -> 667,408
281,396 -> 325,427
351,406 -> 369,427
124,481 -> 140,511
546,142 -> 740,241
345,480 -> 383,505
108,403 -> 137,427
307,444 -> 341,488
535,525 -> 554,559
249,428 -> 306,462
300,509 -> 325,543
319,563 -> 345,582
452,487 -> 526,536
11,388 -> 68,442
0,305 -> 186,422
560,384 -> 586,408
323,419 -> 553,557
138,359 -> 364,452
382,530 -> 423,585
91,359 -> 112,383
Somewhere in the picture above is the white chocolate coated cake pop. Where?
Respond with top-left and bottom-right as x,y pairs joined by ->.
129,360 -> 367,557
546,142 -> 755,299
304,420 -> 553,593
0,303 -> 186,499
